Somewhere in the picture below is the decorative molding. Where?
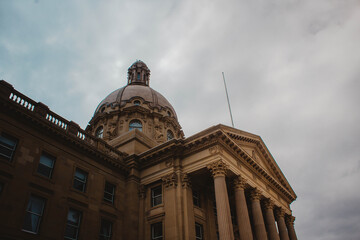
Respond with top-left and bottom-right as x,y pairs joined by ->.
161,172 -> 178,188
275,208 -> 286,220
233,175 -> 247,190
249,188 -> 262,201
209,145 -> 223,155
181,173 -> 191,188
207,160 -> 228,177
263,199 -> 275,210
285,215 -> 296,226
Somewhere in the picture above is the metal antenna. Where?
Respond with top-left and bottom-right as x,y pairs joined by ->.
222,72 -> 234,127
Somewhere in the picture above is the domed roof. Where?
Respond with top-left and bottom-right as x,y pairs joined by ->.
94,60 -> 177,119
94,84 -> 178,119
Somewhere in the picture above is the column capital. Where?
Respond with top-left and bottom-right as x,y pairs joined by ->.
162,172 -> 178,188
285,215 -> 296,227
263,199 -> 275,210
207,160 -> 228,178
181,173 -> 192,188
275,208 -> 286,220
249,188 -> 263,201
233,175 -> 247,190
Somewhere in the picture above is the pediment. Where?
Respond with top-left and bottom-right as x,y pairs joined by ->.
218,126 -> 296,198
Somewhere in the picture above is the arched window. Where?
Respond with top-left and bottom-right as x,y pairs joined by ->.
167,130 -> 174,141
134,100 -> 141,106
129,120 -> 142,132
95,126 -> 104,138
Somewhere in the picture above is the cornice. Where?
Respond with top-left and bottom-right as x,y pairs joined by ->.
0,81 -> 129,174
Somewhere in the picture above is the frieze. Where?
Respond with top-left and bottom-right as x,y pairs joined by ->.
209,145 -> 223,155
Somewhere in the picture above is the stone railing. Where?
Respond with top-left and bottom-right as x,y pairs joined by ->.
0,80 -> 126,159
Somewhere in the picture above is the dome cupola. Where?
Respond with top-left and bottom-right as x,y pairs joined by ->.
87,61 -> 183,151
127,60 -> 150,86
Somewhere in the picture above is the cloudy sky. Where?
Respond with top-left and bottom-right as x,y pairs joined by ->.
1,0 -> 360,239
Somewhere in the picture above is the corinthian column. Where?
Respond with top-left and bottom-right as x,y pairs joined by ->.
285,215 -> 298,240
263,200 -> 280,240
207,160 -> 234,240
250,189 -> 268,240
233,176 -> 253,240
275,209 -> 289,240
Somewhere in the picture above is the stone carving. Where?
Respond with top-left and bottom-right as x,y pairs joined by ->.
161,172 -> 178,188
263,199 -> 275,210
209,145 -> 223,155
233,175 -> 247,190
181,173 -> 191,188
285,215 -> 296,226
252,150 -> 257,159
275,208 -> 286,220
249,188 -> 262,201
107,121 -> 118,139
207,160 -> 228,177
165,159 -> 174,168
154,125 -> 163,141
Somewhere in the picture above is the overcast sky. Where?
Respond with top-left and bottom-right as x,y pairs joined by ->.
1,0 -> 360,239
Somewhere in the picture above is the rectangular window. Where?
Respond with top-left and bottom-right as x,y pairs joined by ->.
64,208 -> 82,240
195,223 -> 204,240
73,168 -> 88,192
151,185 -> 162,207
103,182 -> 115,204
22,195 -> 46,234
37,152 -> 56,178
0,132 -> 18,161
193,189 -> 201,207
99,219 -> 112,240
151,222 -> 163,240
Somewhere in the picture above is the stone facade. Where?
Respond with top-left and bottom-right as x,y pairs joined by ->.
0,61 -> 298,240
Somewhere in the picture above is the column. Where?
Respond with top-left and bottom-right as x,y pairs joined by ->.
207,160 -> 234,240
233,176 -> 253,240
181,173 -> 196,240
275,209 -> 289,240
162,172 -> 180,240
250,188 -> 268,240
123,175 -> 140,240
138,185 -> 146,240
285,215 -> 298,240
263,200 -> 280,240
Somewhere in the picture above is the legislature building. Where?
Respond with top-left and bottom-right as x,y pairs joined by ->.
0,61 -> 298,240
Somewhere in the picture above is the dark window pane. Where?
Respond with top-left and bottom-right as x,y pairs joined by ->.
0,133 -> 17,161
151,222 -> 163,240
151,186 -> 162,207
193,189 -> 201,207
37,152 -> 55,178
64,209 -> 81,240
195,223 -> 203,240
73,169 -> 87,192
104,182 -> 115,203
99,219 -> 112,240
22,195 -> 45,234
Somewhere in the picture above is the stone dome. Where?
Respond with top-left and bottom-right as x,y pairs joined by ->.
94,85 -> 178,120
87,60 -> 183,146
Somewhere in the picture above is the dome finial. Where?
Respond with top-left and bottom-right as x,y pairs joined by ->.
127,60 -> 150,86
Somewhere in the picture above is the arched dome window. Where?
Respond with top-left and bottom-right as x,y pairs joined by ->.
167,130 -> 174,141
95,126 -> 104,138
134,100 -> 141,106
129,120 -> 142,132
